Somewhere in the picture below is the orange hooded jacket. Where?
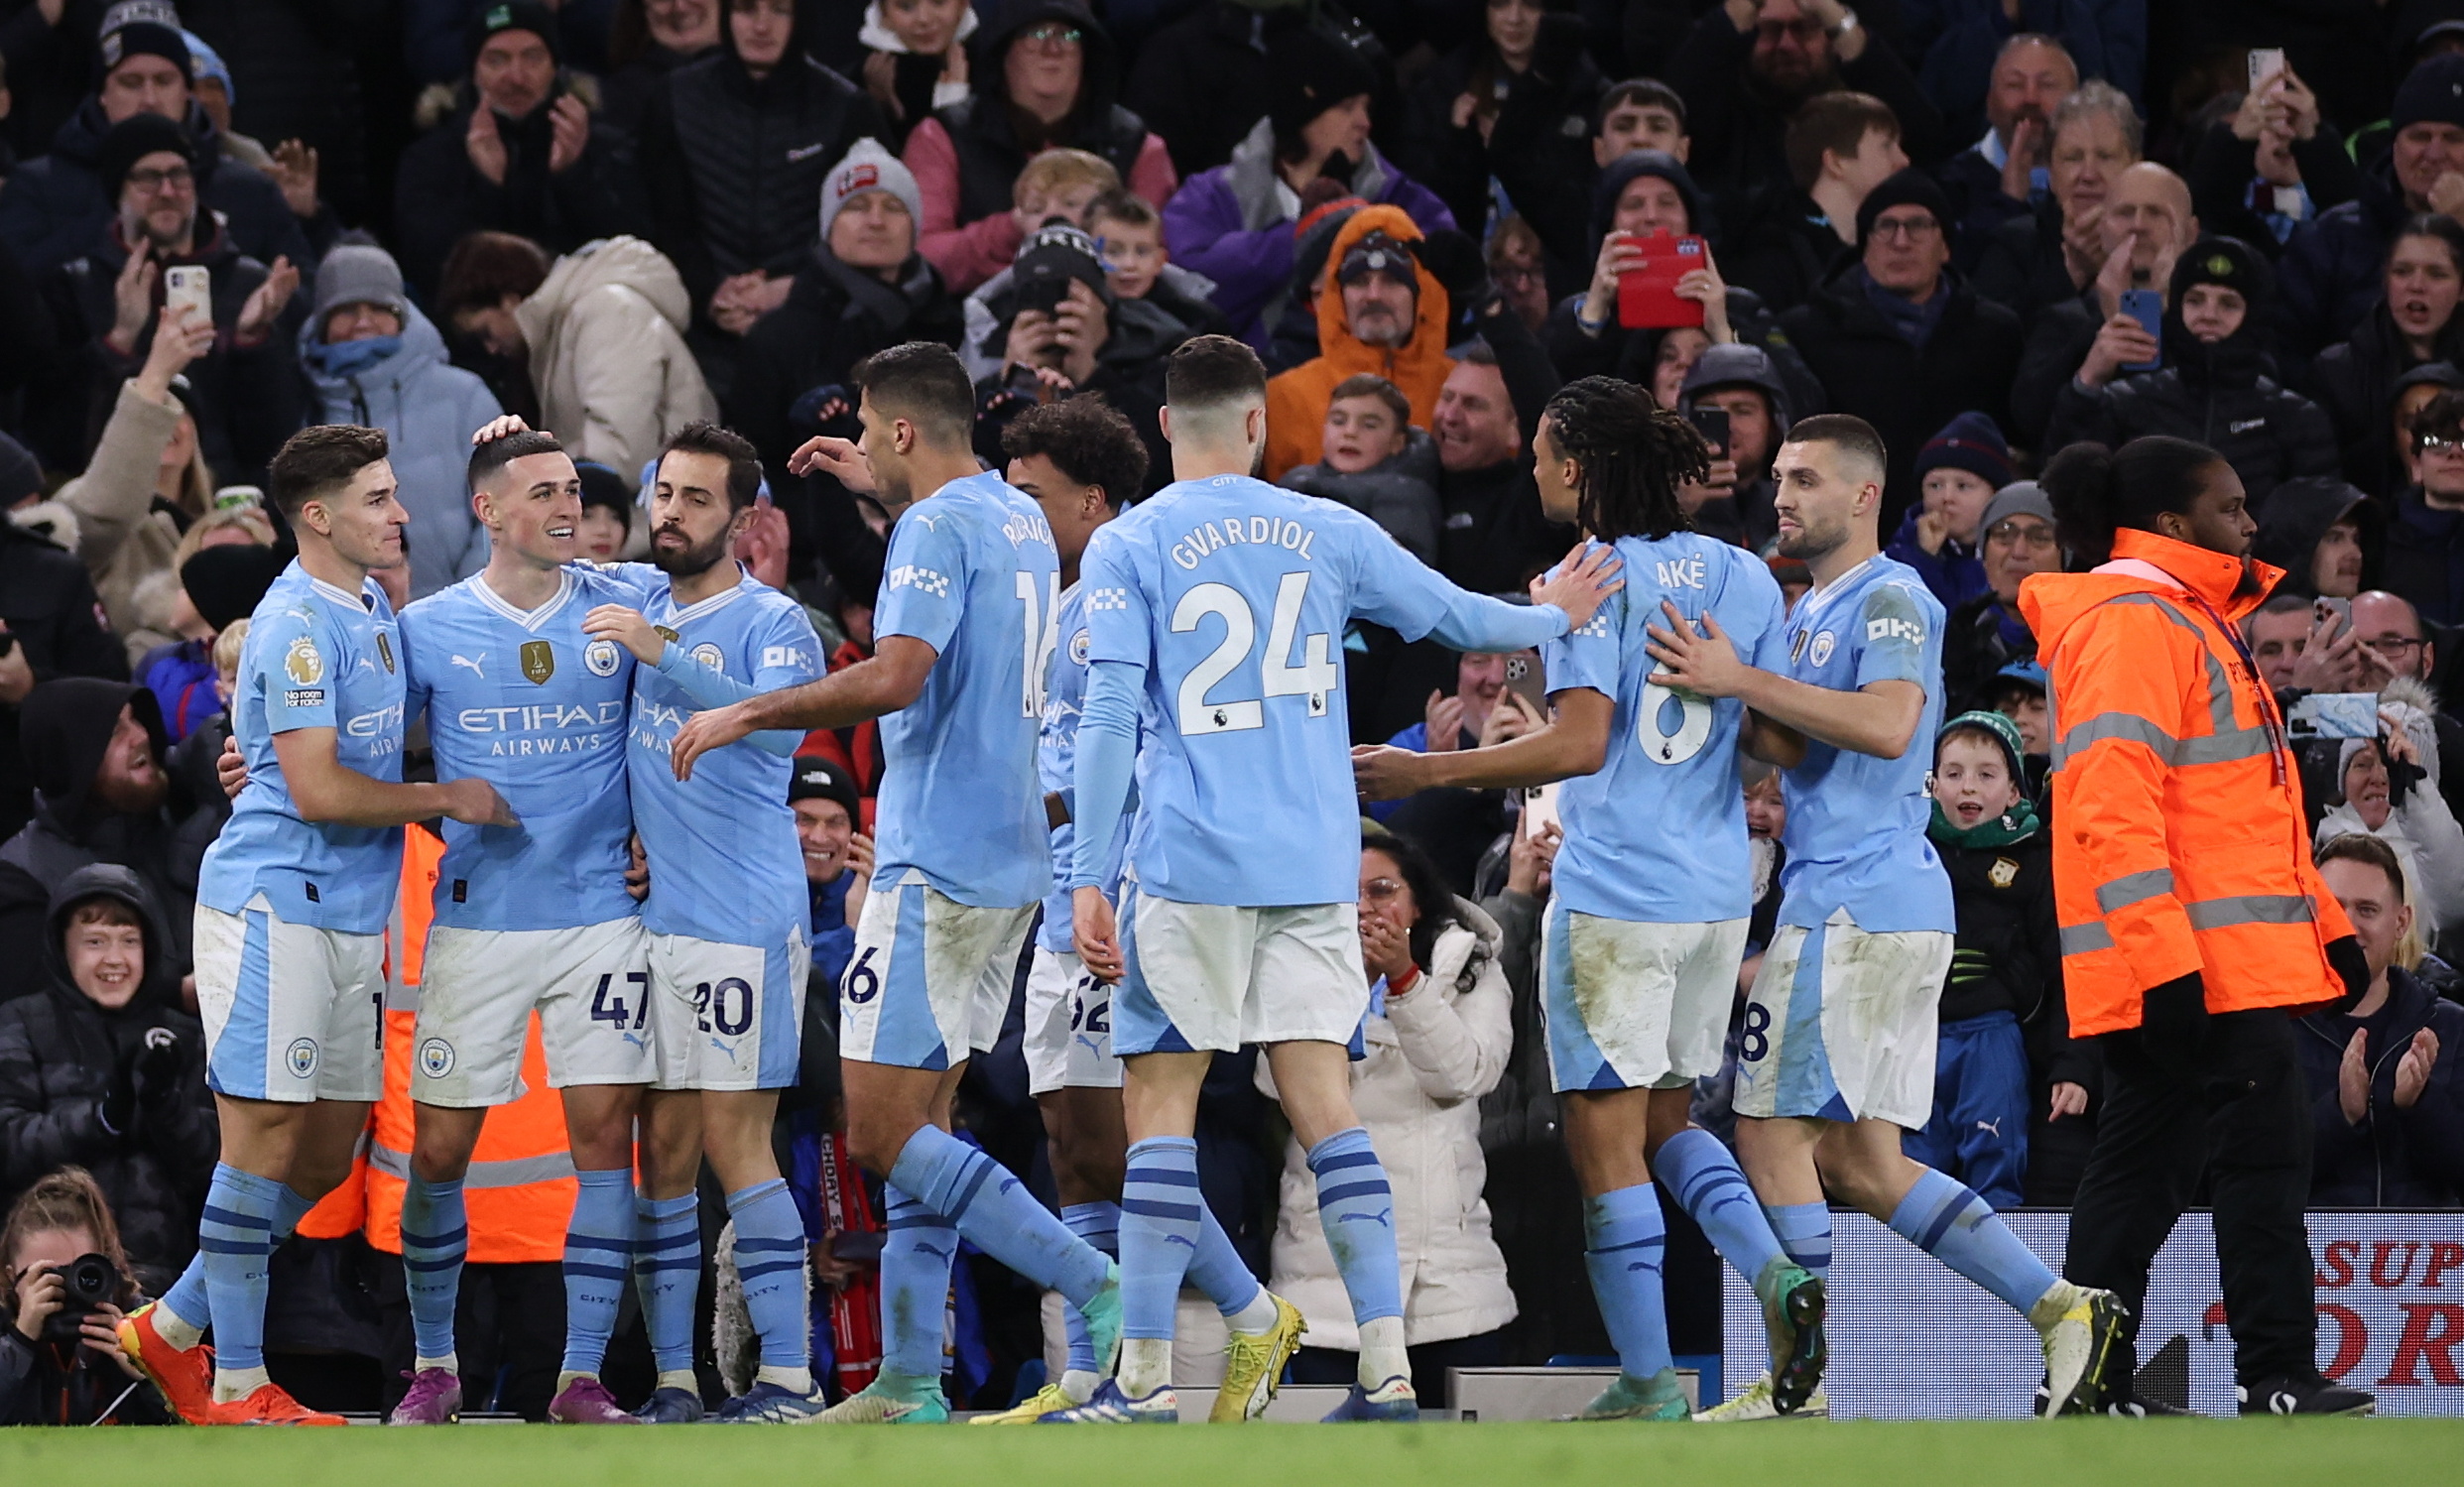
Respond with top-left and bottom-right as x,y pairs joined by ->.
1263,204 -> 1453,480
2019,528 -> 2353,1036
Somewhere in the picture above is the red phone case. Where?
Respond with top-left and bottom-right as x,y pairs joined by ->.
1618,232 -> 1708,330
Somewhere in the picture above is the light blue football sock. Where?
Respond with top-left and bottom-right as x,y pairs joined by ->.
1187,1200 -> 1267,1322
725,1179 -> 810,1371
1583,1182 -> 1672,1381
166,1182 -> 311,1333
197,1164 -> 284,1372
880,1185 -> 955,1383
1304,1127 -> 1402,1324
1119,1138 -> 1201,1341
559,1168 -> 633,1375
1764,1201 -> 1832,1282
1655,1128 -> 1784,1281
889,1126 -> 1109,1304
634,1190 -> 699,1376
1888,1167 -> 2056,1313
1059,1201 -> 1120,1374
401,1174 -> 467,1363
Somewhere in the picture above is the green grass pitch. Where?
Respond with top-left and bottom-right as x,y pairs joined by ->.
4,1419 -> 2455,1486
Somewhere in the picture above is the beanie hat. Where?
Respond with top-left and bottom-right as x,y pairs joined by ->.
818,138 -> 924,244
575,461 -> 633,531
1981,479 -> 2055,536
2394,52 -> 2464,132
182,29 -> 232,104
1855,167 -> 1954,251
1938,708 -> 2026,778
1012,221 -> 1110,307
1914,412 -> 2013,489
1336,228 -> 1417,286
0,430 -> 42,508
95,112 -> 196,194
471,0 -> 560,67
1266,26 -> 1377,138
97,0 -> 190,82
1591,149 -> 1709,247
788,756 -> 863,819
2167,235 -> 2275,310
312,243 -> 410,324
181,544 -> 286,633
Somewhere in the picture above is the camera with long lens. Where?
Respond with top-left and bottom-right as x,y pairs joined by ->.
39,1253 -> 120,1343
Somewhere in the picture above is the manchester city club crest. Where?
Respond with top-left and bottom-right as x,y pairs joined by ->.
1068,628 -> 1090,666
691,643 -> 725,672
420,1038 -> 456,1077
521,639 -> 555,684
584,638 -> 622,676
1810,631 -> 1836,667
286,1037 -> 319,1078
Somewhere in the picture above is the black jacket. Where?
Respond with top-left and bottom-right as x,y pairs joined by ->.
0,680 -> 208,991
1722,187 -> 1854,315
0,1324 -> 171,1425
2043,322 -> 2338,513
2252,476 -> 2382,599
2296,967 -> 2464,1206
2183,121 -> 2363,267
2276,153 -> 2412,360
1941,590 -> 2036,715
1777,265 -> 2022,530
639,35 -> 887,316
935,0 -> 1152,230
2381,488 -> 2464,630
1970,196 -> 2080,334
2312,306 -> 2464,500
1399,23 -> 1603,294
1435,457 -> 1573,597
0,520 -> 127,844
390,80 -> 649,299
1122,0 -> 1318,180
1935,144 -> 2033,275
38,217 -> 304,486
0,863 -> 216,1288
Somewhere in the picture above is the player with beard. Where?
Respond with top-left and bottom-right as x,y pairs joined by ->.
575,423 -> 830,1422
1646,414 -> 2125,1417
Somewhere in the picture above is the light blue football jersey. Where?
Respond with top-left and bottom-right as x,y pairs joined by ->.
1543,533 -> 1788,925
1037,580 -> 1132,951
872,470 -> 1061,910
1079,474 -> 1566,907
197,560 -> 407,933
1774,555 -> 1955,933
622,566 -> 824,945
401,565 -> 641,931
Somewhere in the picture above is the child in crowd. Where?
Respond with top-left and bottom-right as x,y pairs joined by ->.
1912,712 -> 2088,1209
1087,189 -> 1225,336
1278,374 -> 1444,564
1986,660 -> 2052,805
1887,413 -> 2013,609
1015,150 -> 1120,238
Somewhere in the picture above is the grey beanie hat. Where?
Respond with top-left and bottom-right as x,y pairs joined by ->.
819,139 -> 924,244
312,243 -> 410,325
1981,479 -> 2055,535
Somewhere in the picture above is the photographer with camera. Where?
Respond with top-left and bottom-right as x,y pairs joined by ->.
1,1167 -> 165,1425
0,866 -> 215,1295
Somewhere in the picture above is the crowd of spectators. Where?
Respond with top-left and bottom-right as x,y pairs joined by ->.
3,0 -> 2464,1423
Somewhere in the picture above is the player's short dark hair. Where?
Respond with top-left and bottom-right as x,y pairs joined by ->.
1166,334 -> 1267,413
270,425 -> 390,519
468,429 -> 565,493
1329,373 -> 1411,426
1597,77 -> 1685,137
1785,414 -> 1889,487
1000,394 -> 1149,508
435,230 -> 551,318
1542,376 -> 1708,543
1785,91 -> 1900,191
2317,830 -> 2407,903
659,421 -> 764,512
1087,187 -> 1159,232
852,341 -> 975,447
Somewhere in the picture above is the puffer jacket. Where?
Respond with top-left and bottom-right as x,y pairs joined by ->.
0,863 -> 217,1289
53,379 -> 185,663
2311,304 -> 2464,499
1164,116 -> 1454,347
2043,321 -> 2338,516
514,236 -> 718,479
2276,155 -> 2411,358
2296,966 -> 2464,1206
1259,902 -> 1516,1349
2020,528 -> 2355,1036
1279,428 -> 1445,565
299,305 -> 503,599
1263,206 -> 1454,480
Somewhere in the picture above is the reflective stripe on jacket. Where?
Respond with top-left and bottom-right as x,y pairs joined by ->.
2019,528 -> 2353,1036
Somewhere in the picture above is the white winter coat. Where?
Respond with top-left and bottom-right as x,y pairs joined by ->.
1258,900 -> 1518,1349
514,235 -> 717,480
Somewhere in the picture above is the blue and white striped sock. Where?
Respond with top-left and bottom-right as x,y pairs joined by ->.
889,1126 -> 1109,1304
1304,1127 -> 1402,1325
879,1185 -> 955,1386
1764,1201 -> 1832,1283
163,1182 -> 311,1344
401,1174 -> 467,1368
198,1164 -> 283,1381
1888,1167 -> 2056,1313
634,1190 -> 699,1379
726,1178 -> 811,1391
1655,1128 -> 1784,1281
1583,1183 -> 1672,1381
1057,1201 -> 1119,1379
1119,1138 -> 1201,1343
559,1168 -> 633,1376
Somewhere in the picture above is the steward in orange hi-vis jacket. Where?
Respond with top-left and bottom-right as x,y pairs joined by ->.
2019,436 -> 2373,1418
